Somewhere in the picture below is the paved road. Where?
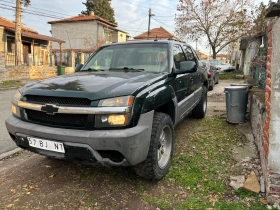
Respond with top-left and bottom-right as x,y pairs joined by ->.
0,89 -> 17,154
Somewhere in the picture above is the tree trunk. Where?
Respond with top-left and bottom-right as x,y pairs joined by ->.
15,0 -> 22,66
212,47 -> 217,59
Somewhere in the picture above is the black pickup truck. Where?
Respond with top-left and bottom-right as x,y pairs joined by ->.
6,40 -> 208,180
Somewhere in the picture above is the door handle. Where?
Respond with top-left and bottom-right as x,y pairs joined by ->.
190,77 -> 194,83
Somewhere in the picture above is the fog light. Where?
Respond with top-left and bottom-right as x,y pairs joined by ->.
101,115 -> 108,123
108,115 -> 126,125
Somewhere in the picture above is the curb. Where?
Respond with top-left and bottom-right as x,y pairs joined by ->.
0,148 -> 22,160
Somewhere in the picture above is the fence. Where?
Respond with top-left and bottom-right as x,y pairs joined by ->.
52,52 -> 72,67
4,51 -> 50,67
250,56 -> 266,89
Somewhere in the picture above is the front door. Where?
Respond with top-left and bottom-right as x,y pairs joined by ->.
22,42 -> 31,64
171,44 -> 194,121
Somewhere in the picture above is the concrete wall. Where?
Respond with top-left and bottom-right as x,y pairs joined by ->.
51,21 -> 104,50
250,91 -> 267,188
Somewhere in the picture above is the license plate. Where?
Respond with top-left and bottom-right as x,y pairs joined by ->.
27,137 -> 65,153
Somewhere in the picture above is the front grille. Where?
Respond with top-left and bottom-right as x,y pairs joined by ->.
26,109 -> 88,128
25,95 -> 91,107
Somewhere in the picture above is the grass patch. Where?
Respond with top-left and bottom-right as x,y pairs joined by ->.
219,71 -> 243,80
145,117 -> 269,209
145,196 -> 173,209
0,80 -> 22,89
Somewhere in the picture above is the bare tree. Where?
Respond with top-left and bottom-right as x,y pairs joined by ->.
83,37 -> 106,52
176,0 -> 252,59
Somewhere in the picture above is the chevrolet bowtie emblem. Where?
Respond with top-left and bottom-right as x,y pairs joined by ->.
41,104 -> 59,115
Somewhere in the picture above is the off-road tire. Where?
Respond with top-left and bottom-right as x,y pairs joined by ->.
209,81 -> 214,91
216,76 -> 219,84
134,112 -> 174,180
192,85 -> 207,118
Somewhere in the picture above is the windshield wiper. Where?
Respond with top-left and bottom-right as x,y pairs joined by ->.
82,68 -> 105,72
109,67 -> 145,72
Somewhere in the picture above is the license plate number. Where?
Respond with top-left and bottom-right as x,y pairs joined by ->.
27,137 -> 65,153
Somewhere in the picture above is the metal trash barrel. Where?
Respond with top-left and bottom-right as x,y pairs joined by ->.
224,86 -> 249,124
57,66 -> 65,75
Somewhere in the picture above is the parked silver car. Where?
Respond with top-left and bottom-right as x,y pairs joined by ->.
201,60 -> 219,91
209,59 -> 235,72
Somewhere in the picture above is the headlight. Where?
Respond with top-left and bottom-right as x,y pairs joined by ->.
95,114 -> 131,127
13,90 -> 22,101
98,96 -> 134,107
96,96 -> 134,127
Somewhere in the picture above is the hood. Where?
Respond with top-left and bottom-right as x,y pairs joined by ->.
21,71 -> 167,101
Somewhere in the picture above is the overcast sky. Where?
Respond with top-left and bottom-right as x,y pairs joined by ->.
0,0 -> 271,54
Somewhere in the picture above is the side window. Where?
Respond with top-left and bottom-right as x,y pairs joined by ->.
173,45 -> 186,69
183,46 -> 196,62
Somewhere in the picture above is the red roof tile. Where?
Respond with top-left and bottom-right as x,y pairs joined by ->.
5,28 -> 65,43
48,14 -> 117,27
134,27 -> 180,40
0,16 -> 37,33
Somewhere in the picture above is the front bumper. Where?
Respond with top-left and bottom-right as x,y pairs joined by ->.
5,111 -> 154,166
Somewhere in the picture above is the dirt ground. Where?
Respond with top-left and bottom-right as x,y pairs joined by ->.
0,80 -> 266,210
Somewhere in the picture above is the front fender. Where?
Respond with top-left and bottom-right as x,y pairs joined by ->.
141,85 -> 176,114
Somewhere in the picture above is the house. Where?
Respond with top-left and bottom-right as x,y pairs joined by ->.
196,51 -> 208,60
215,54 -> 228,62
0,16 -> 64,66
48,11 -> 129,52
133,27 -> 181,41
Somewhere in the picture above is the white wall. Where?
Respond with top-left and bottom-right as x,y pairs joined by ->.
268,18 -> 280,173
51,21 -> 104,50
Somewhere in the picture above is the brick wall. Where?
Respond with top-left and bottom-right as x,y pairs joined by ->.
265,18 -> 280,205
263,22 -> 272,161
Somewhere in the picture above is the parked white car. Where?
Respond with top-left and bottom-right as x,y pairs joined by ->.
209,59 -> 235,72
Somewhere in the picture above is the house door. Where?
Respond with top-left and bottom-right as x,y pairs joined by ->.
22,42 -> 31,64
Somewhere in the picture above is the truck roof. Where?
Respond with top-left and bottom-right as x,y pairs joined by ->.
105,39 -> 190,47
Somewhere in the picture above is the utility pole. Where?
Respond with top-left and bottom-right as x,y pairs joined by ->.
15,0 -> 22,65
195,38 -> 198,51
148,8 -> 155,40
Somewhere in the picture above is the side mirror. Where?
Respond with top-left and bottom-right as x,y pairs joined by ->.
75,64 -> 84,72
175,61 -> 197,74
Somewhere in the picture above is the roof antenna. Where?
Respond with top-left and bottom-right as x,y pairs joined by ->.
154,34 -> 158,41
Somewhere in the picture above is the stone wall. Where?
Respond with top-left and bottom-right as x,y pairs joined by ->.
249,91 -> 267,191
0,51 -> 75,81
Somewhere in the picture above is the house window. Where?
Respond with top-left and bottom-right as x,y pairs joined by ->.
7,36 -> 15,53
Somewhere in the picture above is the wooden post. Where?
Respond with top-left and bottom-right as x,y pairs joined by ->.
59,42 -> 62,66
32,39 -> 34,66
15,0 -> 22,65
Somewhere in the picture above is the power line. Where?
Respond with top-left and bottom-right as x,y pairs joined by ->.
0,3 -> 66,19
132,16 -> 147,37
0,0 -> 72,17
0,4 -> 67,19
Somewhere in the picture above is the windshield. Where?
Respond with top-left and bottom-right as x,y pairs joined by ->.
82,43 -> 169,73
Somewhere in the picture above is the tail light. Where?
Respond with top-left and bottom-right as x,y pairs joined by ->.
208,72 -> 211,77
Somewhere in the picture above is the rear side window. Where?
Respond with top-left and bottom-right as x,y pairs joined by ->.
173,45 -> 186,69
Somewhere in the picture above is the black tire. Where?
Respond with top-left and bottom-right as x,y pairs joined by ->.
209,80 -> 214,91
192,85 -> 207,118
134,112 -> 174,180
216,75 -> 219,84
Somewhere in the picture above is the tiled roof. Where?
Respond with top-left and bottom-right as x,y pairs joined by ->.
134,27 -> 180,40
5,28 -> 65,43
48,15 -> 117,27
0,16 -> 37,33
